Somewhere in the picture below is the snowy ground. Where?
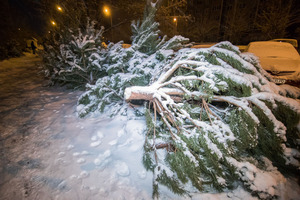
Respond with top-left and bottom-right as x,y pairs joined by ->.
0,53 -> 299,200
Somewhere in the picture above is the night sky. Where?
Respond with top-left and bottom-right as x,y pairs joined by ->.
1,0 -> 300,45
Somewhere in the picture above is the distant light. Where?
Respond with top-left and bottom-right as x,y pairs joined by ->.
173,17 -> 177,22
51,20 -> 56,26
103,6 -> 110,16
48,31 -> 51,33
57,5 -> 63,12
18,28 -> 21,31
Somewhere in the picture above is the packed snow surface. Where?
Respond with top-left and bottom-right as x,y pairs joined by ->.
0,53 -> 299,199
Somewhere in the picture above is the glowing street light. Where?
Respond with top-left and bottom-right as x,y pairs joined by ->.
56,5 -> 63,12
173,17 -> 178,34
51,20 -> 56,26
103,6 -> 110,16
103,5 -> 113,41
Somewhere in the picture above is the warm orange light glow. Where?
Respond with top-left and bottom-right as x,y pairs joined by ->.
51,20 -> 56,26
103,6 -> 110,16
173,17 -> 177,22
57,5 -> 63,12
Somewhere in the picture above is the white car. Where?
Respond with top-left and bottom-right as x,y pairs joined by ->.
245,41 -> 300,85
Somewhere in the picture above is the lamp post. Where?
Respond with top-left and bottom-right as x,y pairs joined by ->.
173,17 -> 177,35
103,6 -> 113,42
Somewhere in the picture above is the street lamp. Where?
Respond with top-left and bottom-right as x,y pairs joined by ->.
51,20 -> 56,26
173,17 -> 177,34
56,5 -> 63,12
103,5 -> 113,42
103,6 -> 110,15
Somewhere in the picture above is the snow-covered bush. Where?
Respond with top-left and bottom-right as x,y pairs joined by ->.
42,19 -> 105,88
125,42 -> 300,199
0,40 -> 23,60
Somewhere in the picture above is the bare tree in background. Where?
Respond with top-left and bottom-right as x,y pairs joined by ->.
153,0 -> 191,37
223,6 -> 252,44
255,0 -> 295,39
185,13 -> 219,42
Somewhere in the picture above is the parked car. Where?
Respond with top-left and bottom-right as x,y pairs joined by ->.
122,43 -> 131,48
244,41 -> 300,86
269,38 -> 298,49
191,43 -> 247,52
237,45 -> 247,52
191,43 -> 217,49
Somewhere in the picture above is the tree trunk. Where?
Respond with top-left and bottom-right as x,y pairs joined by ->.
125,86 -> 183,103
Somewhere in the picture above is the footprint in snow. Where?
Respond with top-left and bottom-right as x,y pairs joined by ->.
90,131 -> 104,147
97,131 -> 104,139
73,151 -> 90,157
138,170 -> 147,179
109,139 -> 117,146
55,158 -> 68,166
99,188 -> 109,197
67,144 -> 74,150
77,158 -> 86,164
73,152 -> 81,157
78,171 -> 89,179
94,150 -> 111,166
117,129 -> 125,137
81,150 -> 89,155
115,161 -> 130,177
58,152 -> 66,158
90,140 -> 101,147
91,135 -> 98,141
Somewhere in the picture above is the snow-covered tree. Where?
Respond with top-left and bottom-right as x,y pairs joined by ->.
125,42 -> 300,199
77,4 -> 190,117
131,5 -> 167,55
75,2 -> 300,199
42,19 -> 105,87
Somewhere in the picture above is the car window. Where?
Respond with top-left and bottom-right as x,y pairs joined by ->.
247,42 -> 299,59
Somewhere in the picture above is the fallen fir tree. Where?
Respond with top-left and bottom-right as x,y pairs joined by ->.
124,42 -> 300,199
76,5 -> 190,117
75,2 -> 300,199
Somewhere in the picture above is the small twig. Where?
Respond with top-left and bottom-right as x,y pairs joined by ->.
154,98 -> 176,140
175,105 -> 202,132
151,100 -> 158,164
200,100 -> 204,121
202,99 -> 213,124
